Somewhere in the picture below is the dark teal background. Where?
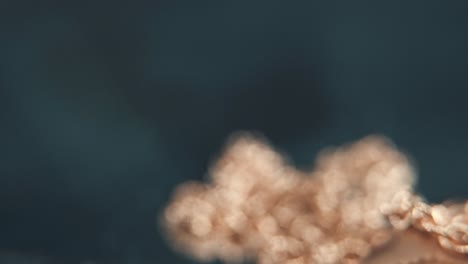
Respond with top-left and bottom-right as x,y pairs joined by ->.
1,1 -> 468,263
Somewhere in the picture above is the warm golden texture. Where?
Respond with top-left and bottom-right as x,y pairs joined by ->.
163,134 -> 468,263
365,230 -> 468,264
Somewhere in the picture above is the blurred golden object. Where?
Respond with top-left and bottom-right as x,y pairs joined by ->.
162,134 -> 468,263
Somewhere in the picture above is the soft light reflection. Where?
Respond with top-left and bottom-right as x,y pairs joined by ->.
163,134 -> 418,263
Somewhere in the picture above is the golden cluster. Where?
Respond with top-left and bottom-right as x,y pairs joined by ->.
163,134 -> 419,263
382,187 -> 468,254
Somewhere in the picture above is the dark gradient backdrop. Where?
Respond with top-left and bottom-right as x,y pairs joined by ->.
1,1 -> 468,263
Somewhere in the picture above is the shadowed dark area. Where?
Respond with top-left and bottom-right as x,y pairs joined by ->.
1,0 -> 468,263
